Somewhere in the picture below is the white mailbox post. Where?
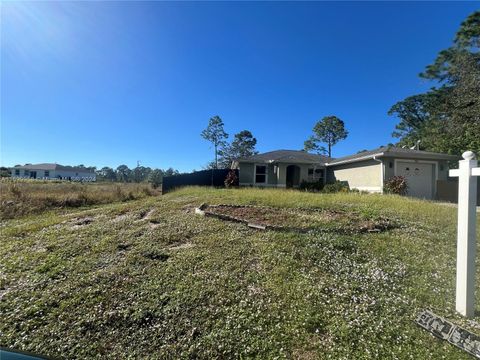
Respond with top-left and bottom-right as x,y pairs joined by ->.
449,151 -> 480,318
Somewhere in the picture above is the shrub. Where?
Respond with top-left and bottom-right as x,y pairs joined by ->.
322,181 -> 350,193
224,170 -> 239,188
148,169 -> 163,189
299,180 -> 324,192
384,176 -> 408,195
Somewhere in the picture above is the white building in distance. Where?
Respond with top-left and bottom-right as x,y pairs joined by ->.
10,163 -> 96,181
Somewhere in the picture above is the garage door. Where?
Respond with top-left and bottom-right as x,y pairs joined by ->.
396,162 -> 434,199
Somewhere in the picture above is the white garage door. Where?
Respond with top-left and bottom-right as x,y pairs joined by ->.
396,162 -> 434,199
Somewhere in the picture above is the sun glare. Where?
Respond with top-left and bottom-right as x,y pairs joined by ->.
1,2 -> 80,62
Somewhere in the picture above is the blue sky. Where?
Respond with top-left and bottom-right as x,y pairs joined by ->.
1,2 -> 478,172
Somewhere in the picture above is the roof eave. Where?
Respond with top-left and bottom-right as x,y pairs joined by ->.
237,159 -> 326,165
326,153 -> 385,166
383,151 -> 460,161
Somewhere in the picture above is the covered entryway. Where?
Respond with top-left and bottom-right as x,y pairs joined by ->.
286,165 -> 301,188
396,162 -> 434,199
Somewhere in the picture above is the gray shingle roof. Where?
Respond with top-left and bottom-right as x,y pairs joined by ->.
327,146 -> 460,165
237,150 -> 330,164
12,163 -> 95,173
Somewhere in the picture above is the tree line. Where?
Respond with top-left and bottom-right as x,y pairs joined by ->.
1,164 -> 180,187
95,165 -> 179,186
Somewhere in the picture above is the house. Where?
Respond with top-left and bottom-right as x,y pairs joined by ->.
10,163 -> 96,181
234,147 -> 460,200
234,150 -> 330,188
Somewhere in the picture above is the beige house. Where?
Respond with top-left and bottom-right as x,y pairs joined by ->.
235,147 -> 459,200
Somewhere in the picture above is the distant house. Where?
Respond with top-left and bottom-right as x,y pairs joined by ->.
10,163 -> 96,181
234,147 -> 460,200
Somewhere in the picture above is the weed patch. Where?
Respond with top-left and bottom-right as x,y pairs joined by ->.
0,179 -> 159,219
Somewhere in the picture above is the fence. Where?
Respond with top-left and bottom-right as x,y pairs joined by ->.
437,178 -> 480,205
162,169 -> 238,194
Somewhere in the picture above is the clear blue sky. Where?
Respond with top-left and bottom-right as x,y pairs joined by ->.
1,2 -> 478,172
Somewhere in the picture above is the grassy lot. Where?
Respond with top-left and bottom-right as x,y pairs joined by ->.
0,179 -> 159,219
1,186 -> 480,359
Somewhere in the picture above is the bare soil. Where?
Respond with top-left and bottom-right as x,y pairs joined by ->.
204,205 -> 394,233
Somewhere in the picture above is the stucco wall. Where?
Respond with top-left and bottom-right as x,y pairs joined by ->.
327,159 -> 382,192
267,164 -> 277,185
238,163 -> 255,184
276,164 -> 287,186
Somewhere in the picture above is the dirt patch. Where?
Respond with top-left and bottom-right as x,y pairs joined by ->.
70,216 -> 94,229
357,218 -> 394,233
148,219 -> 161,229
112,213 -> 132,223
200,204 -> 396,234
137,209 -> 156,221
142,251 -> 169,261
74,217 -> 94,225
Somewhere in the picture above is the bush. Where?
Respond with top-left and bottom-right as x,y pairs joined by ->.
384,176 -> 408,195
322,181 -> 350,193
224,170 -> 239,188
299,180 -> 324,192
148,169 -> 163,189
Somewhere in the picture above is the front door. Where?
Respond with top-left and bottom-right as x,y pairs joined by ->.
397,162 -> 434,199
286,165 -> 300,188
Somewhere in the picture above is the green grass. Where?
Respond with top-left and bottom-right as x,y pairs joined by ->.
1,186 -> 480,359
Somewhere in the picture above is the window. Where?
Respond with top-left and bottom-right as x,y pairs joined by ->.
24,170 -> 30,177
307,168 -> 324,182
45,170 -> 50,177
255,165 -> 267,183
15,169 -> 20,176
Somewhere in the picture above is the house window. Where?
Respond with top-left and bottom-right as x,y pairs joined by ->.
255,165 -> 267,184
15,169 -> 20,176
45,170 -> 50,177
24,170 -> 30,177
308,168 -> 324,181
